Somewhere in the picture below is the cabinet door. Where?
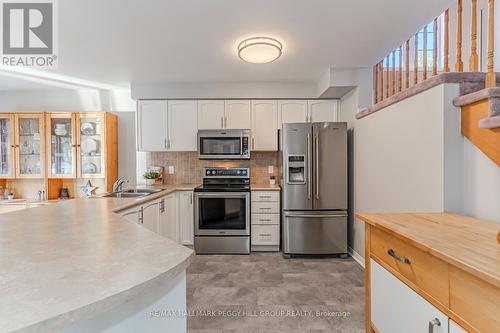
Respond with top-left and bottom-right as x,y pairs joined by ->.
225,100 -> 251,129
76,113 -> 105,178
449,321 -> 467,333
167,101 -> 198,151
159,195 -> 177,241
142,201 -> 160,233
251,100 -> 278,151
46,113 -> 77,178
197,100 -> 225,130
278,100 -> 308,124
15,113 -> 45,179
0,114 -> 16,179
177,191 -> 194,245
121,207 -> 141,224
371,259 -> 448,333
308,100 -> 338,122
137,100 -> 168,151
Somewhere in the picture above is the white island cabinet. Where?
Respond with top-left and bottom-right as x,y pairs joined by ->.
159,194 -> 177,241
177,190 -> 194,245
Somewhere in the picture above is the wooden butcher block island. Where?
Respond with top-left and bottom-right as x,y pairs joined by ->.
356,212 -> 500,333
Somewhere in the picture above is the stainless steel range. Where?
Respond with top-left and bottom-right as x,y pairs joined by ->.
194,167 -> 250,254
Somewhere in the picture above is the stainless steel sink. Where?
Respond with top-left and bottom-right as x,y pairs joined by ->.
123,188 -> 163,194
102,192 -> 146,198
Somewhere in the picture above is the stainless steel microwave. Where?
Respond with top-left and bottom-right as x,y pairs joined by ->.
198,129 -> 250,160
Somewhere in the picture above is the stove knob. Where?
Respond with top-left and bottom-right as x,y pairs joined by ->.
237,170 -> 241,174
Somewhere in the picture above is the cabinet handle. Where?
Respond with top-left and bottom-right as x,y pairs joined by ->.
252,138 -> 255,150
164,138 -> 167,149
259,195 -> 272,199
428,318 -> 441,333
139,208 -> 144,225
259,233 -> 272,237
259,207 -> 272,210
190,193 -> 193,204
387,249 -> 411,264
259,219 -> 272,222
221,117 -> 224,128
224,116 -> 227,128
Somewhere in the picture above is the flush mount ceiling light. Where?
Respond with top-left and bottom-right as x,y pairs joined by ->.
237,37 -> 283,64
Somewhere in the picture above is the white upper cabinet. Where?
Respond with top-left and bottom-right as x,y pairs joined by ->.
225,100 -> 251,129
167,100 -> 198,151
251,100 -> 278,151
308,100 -> 338,122
278,100 -> 308,124
197,100 -> 225,129
137,100 -> 168,151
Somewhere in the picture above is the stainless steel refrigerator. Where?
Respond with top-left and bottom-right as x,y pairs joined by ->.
282,122 -> 348,255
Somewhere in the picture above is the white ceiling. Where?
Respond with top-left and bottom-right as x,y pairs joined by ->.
1,0 -> 452,90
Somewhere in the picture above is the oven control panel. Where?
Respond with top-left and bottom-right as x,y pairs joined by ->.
204,167 -> 249,178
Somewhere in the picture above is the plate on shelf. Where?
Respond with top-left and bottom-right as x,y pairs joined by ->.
82,162 -> 98,174
81,122 -> 96,135
81,137 -> 98,154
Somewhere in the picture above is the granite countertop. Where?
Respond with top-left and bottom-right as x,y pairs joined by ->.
0,186 -> 196,333
250,183 -> 281,191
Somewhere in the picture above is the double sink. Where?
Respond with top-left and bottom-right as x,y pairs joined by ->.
102,188 -> 163,198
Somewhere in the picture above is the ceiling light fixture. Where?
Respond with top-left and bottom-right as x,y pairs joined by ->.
237,37 -> 283,64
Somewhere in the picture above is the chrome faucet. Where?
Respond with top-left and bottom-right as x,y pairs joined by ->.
112,177 -> 128,193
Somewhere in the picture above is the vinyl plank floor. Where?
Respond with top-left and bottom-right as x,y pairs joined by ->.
187,253 -> 365,333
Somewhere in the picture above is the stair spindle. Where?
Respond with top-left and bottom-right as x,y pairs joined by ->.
392,51 -> 396,95
469,0 -> 479,71
398,46 -> 403,92
456,0 -> 464,72
414,33 -> 419,84
433,18 -> 438,76
380,60 -> 384,101
386,56 -> 390,98
405,40 -> 410,89
423,25 -> 428,80
486,0 -> 496,87
443,9 -> 450,72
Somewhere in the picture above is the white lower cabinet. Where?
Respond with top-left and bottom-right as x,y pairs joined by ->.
371,259 -> 448,333
177,191 -> 194,246
159,194 -> 177,241
141,200 -> 160,233
251,190 -> 280,251
120,191 -> 194,246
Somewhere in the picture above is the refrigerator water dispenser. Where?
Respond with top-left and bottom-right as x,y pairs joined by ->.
287,155 -> 305,184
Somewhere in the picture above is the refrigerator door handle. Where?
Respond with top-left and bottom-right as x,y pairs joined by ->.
315,133 -> 320,200
307,133 -> 311,200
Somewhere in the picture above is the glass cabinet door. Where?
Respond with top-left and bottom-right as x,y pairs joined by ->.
0,114 -> 15,178
15,114 -> 45,178
47,114 -> 76,178
77,113 -> 105,178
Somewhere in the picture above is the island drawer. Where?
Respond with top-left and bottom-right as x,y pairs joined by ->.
370,227 -> 449,307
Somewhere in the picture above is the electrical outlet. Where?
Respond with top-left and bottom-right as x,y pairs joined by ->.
168,166 -> 175,174
268,165 -> 274,174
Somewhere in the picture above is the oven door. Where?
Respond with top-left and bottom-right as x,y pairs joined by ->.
195,192 -> 250,236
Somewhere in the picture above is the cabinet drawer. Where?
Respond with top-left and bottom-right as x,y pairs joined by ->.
252,213 -> 280,225
371,259 -> 448,333
252,225 -> 280,245
251,191 -> 280,202
370,227 -> 449,307
251,202 -> 280,214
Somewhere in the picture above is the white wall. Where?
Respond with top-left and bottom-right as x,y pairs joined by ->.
0,89 -> 137,187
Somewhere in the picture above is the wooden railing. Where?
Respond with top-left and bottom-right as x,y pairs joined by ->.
373,0 -> 496,105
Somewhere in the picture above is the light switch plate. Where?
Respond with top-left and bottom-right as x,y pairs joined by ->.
168,166 -> 175,174
268,165 -> 274,174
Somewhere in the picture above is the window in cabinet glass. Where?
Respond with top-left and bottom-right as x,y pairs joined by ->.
0,117 -> 13,176
17,117 -> 42,176
79,116 -> 103,176
50,118 -> 74,176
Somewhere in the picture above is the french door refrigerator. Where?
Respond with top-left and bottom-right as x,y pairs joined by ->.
282,122 -> 348,255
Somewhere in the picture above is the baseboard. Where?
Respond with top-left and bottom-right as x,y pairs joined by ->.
348,247 -> 365,269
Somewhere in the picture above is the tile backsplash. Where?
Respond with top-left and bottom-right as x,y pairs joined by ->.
149,151 -> 281,185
